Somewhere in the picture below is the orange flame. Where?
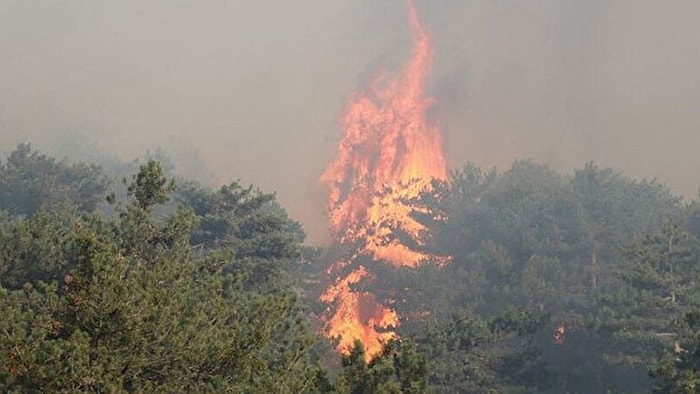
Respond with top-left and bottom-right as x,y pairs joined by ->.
320,0 -> 449,361
554,323 -> 566,345
320,266 -> 399,359
321,0 -> 447,268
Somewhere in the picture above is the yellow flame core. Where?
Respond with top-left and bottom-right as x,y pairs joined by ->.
321,0 -> 449,361
320,266 -> 399,358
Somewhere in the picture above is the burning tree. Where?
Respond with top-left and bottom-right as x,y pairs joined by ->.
320,0 -> 449,361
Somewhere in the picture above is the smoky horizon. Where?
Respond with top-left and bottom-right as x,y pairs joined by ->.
2,0 -> 700,244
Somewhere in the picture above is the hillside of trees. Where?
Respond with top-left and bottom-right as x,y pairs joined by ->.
2,143 -> 700,393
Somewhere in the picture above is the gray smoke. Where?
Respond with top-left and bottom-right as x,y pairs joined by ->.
1,0 -> 699,243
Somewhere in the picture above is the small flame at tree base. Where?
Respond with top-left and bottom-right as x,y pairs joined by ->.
320,0 -> 450,362
554,323 -> 566,345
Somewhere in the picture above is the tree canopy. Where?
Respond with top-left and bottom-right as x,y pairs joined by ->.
2,145 -> 700,393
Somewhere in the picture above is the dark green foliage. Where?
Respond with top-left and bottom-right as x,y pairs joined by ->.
177,181 -> 305,292
6,144 -> 700,393
126,159 -> 174,211
0,155 -> 324,393
601,222 -> 700,392
364,160 -> 686,392
649,309 -> 700,393
0,143 -> 108,216
177,181 -> 275,248
291,159 -> 698,393
335,340 -> 428,394
409,309 -> 555,393
0,204 -> 78,289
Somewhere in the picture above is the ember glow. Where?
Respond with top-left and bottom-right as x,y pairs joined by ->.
554,323 -> 566,345
320,0 -> 449,361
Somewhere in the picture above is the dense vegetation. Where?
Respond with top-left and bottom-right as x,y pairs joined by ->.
2,144 -> 700,393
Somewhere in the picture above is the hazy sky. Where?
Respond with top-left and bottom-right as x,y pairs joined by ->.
2,1 -> 700,243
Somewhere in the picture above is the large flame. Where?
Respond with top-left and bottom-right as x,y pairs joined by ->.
321,0 -> 448,361
320,266 -> 399,356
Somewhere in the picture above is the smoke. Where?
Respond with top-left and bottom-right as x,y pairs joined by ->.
1,0 -> 699,243
421,0 -> 700,196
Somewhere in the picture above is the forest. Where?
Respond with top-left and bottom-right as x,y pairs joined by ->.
1,143 -> 700,393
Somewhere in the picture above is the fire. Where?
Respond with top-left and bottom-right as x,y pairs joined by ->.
321,0 -> 447,268
320,0 -> 449,361
554,323 -> 566,345
320,266 -> 399,358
